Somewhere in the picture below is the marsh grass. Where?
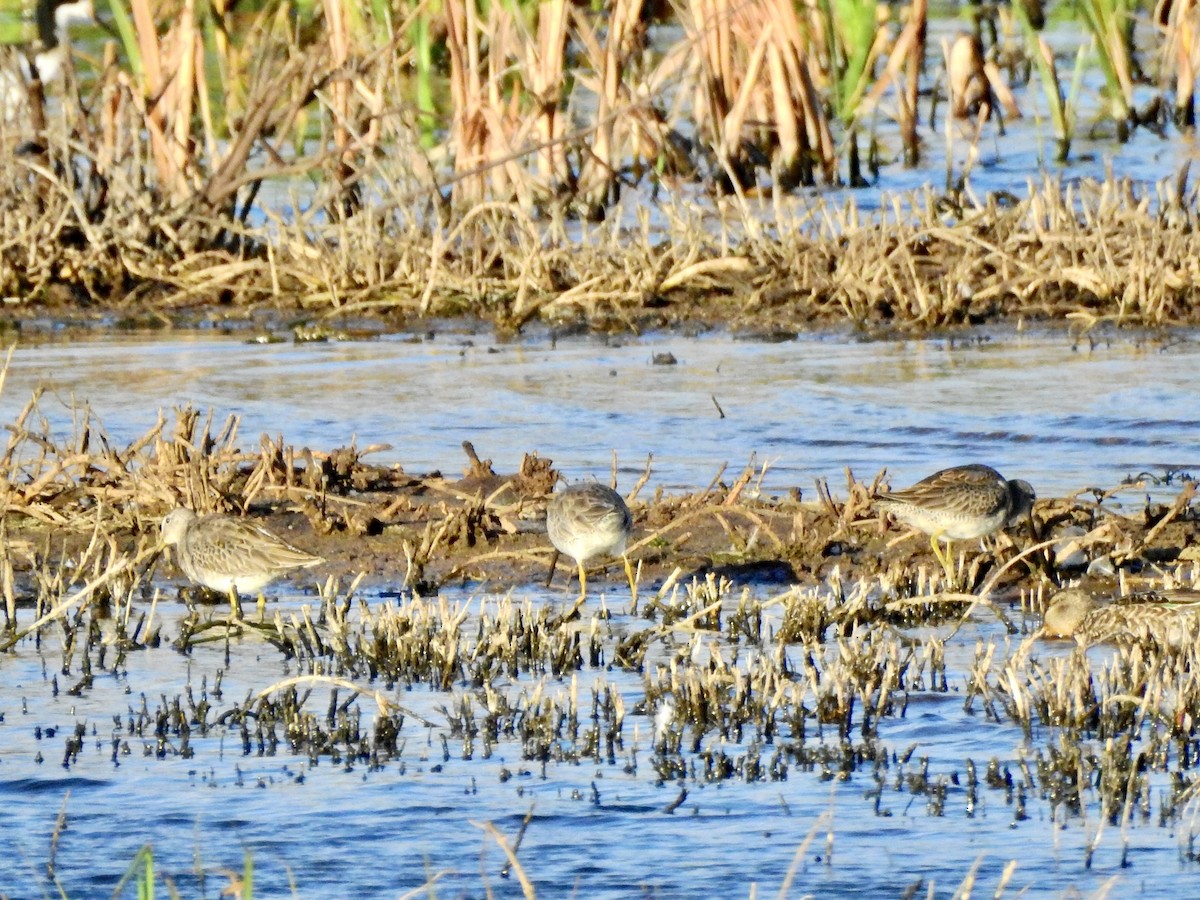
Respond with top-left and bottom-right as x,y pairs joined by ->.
15,137 -> 1200,331
0,0 -> 1193,328
1019,2 -> 1085,160
1077,0 -> 1137,132
110,843 -> 255,899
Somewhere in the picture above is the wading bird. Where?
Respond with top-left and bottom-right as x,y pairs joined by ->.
159,507 -> 324,619
546,482 -> 635,609
875,464 -> 1036,579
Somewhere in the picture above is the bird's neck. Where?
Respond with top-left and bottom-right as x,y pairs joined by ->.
36,0 -> 93,52
36,2 -> 61,51
30,46 -> 65,83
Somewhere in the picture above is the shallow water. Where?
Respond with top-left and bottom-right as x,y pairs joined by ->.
1,587 -> 1198,899
4,327 -> 1197,499
0,328 -> 1198,896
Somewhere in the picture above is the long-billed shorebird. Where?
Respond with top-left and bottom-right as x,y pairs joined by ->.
1042,587 -> 1200,646
159,507 -> 324,618
546,482 -> 635,605
875,464 -> 1036,576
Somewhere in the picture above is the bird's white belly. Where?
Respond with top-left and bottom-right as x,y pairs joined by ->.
189,568 -> 276,595
892,506 -> 1008,541
556,530 -> 625,564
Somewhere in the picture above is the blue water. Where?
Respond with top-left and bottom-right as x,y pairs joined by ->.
2,327 -> 1196,500
0,589 -> 1197,898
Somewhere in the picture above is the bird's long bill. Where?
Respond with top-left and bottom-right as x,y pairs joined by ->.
145,540 -> 168,566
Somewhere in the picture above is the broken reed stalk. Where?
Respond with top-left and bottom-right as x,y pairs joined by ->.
863,0 -> 927,166
576,0 -> 647,213
444,0 -> 487,207
903,0 -> 925,164
124,0 -> 196,201
767,0 -> 836,185
324,0 -> 355,214
1162,0 -> 1200,127
687,0 -> 834,187
529,0 -> 569,191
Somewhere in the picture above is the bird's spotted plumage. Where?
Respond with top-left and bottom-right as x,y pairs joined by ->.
160,507 -> 324,596
1042,588 -> 1200,646
876,464 -> 1035,541
546,482 -> 635,602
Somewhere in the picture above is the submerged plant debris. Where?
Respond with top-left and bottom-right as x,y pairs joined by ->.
0,408 -> 1195,811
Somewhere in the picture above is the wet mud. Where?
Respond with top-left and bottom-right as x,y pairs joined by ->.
12,436 -> 1192,613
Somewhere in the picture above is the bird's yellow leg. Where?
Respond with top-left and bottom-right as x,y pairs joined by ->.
558,562 -> 589,621
623,554 -> 637,603
227,586 -> 244,621
930,533 -> 955,584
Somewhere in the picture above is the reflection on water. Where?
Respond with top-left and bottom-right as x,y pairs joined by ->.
3,327 -> 1197,499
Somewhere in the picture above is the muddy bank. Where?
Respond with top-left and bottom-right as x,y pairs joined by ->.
9,178 -> 1200,338
5,424 -> 1195,619
187,450 -> 1200,602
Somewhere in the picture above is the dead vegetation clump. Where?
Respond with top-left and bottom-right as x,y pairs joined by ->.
0,0 -> 1198,331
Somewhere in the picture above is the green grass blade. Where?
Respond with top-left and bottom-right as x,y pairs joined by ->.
102,0 -> 143,79
1017,2 -> 1068,155
242,849 -> 254,899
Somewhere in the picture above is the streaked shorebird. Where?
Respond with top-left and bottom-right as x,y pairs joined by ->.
875,464 -> 1036,575
546,482 -> 635,604
159,507 -> 324,618
0,0 -> 94,121
1042,587 -> 1200,646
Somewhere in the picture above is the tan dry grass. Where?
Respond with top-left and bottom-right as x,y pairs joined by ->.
16,143 -> 1200,332
0,0 -> 1194,330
